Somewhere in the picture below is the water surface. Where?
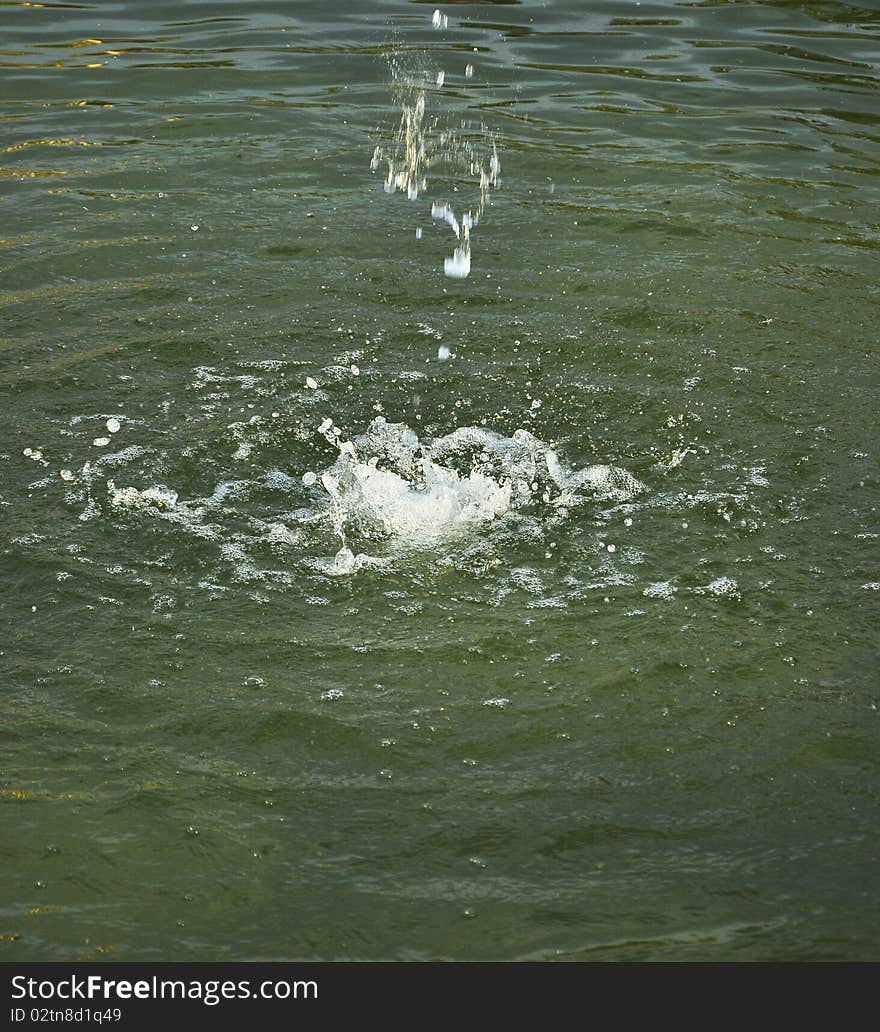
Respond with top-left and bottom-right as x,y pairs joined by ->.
1,0 -> 879,961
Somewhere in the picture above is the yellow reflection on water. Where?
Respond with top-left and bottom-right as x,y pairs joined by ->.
0,167 -> 69,177
3,138 -> 103,152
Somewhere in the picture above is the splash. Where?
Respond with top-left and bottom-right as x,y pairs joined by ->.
370,22 -> 500,278
301,417 -> 645,569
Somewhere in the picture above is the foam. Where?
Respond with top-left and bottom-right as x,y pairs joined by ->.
108,481 -> 178,512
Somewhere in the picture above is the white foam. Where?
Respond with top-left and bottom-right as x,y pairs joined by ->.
108,481 -> 178,512
699,576 -> 741,600
266,522 -> 299,546
643,581 -> 677,601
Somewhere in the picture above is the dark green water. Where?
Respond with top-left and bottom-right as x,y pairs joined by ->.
1,0 -> 878,961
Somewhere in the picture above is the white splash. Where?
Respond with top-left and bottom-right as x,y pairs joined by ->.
444,247 -> 471,279
300,417 -> 645,565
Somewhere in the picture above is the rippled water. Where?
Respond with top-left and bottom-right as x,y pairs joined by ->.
2,0 -> 879,961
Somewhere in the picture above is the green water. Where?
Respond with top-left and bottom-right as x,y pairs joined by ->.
1,0 -> 878,961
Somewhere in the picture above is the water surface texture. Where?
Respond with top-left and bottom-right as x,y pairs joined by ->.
1,0 -> 879,961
